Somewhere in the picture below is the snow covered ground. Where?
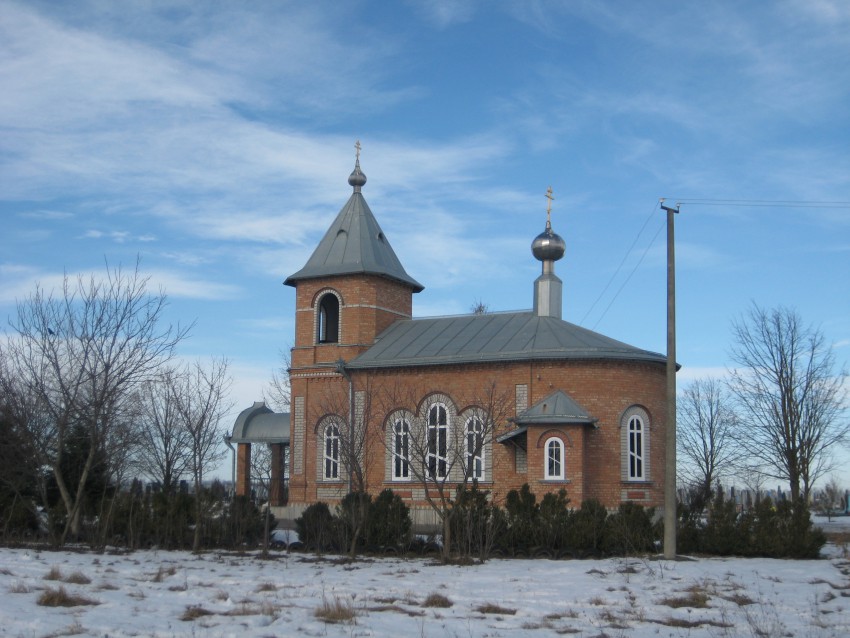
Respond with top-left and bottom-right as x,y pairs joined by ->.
2,533 -> 849,638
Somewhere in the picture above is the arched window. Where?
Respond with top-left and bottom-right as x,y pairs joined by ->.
427,403 -> 448,479
323,422 -> 340,480
317,293 -> 340,343
620,406 -> 650,482
392,418 -> 410,480
628,415 -> 645,480
545,437 -> 564,480
466,415 -> 484,480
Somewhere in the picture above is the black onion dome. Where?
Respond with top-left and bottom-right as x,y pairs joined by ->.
532,228 -> 566,261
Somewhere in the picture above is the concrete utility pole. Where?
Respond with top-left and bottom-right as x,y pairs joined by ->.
661,200 -> 679,559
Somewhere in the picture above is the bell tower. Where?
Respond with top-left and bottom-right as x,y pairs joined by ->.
284,142 -> 424,368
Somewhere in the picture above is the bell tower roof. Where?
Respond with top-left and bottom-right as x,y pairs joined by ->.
284,142 -> 424,292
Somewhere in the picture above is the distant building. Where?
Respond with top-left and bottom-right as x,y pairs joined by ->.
230,149 -> 668,525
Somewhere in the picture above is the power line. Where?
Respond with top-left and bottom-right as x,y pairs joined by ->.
668,198 -> 850,209
578,200 -> 660,327
591,216 -> 666,331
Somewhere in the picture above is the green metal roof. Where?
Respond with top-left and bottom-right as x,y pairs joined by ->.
231,402 -> 290,444
512,389 -> 596,425
347,311 -> 666,370
284,188 -> 423,291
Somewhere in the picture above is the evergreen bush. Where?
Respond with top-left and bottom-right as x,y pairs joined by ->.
295,502 -> 336,552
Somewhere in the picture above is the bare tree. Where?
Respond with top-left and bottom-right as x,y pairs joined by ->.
677,378 -> 737,507
818,476 -> 843,522
383,380 -> 512,561
5,262 -> 188,544
172,358 -> 232,552
264,349 -> 291,412
728,305 -> 849,502
312,371 -> 381,557
135,368 -> 193,493
249,443 -> 275,556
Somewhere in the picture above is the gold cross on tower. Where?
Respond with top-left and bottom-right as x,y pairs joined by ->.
545,186 -> 555,230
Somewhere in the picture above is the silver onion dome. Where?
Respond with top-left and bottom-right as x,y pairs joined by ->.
348,163 -> 366,188
348,140 -> 367,191
532,228 -> 566,262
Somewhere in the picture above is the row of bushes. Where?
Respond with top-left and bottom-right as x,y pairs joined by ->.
678,491 -> 825,559
1,480 -> 272,550
295,484 -> 826,560
295,484 -> 657,559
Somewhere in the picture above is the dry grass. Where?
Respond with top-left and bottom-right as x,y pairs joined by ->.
64,571 -> 91,585
225,601 -> 279,617
475,602 -> 517,615
37,586 -> 99,607
152,564 -> 177,582
314,596 -> 356,624
8,581 -> 31,594
722,592 -> 756,606
254,581 -> 277,592
659,589 -> 710,609
181,605 -> 214,621
422,592 -> 453,608
44,566 -> 63,581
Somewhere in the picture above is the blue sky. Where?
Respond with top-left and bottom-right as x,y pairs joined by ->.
2,1 -> 849,487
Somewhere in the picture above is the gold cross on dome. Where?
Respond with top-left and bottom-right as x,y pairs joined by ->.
545,186 -> 554,228
355,140 -> 361,161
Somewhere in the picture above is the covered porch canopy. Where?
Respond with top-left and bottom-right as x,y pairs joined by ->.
228,402 -> 290,505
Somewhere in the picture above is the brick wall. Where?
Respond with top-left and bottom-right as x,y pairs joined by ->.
289,357 -> 666,511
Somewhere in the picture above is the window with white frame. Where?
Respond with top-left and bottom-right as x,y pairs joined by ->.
465,415 -> 485,480
628,415 -> 645,480
620,406 -> 650,482
392,418 -> 410,480
427,403 -> 448,479
545,437 -> 564,480
323,422 -> 340,480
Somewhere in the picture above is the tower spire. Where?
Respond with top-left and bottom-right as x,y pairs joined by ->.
348,139 -> 367,192
531,186 -> 566,319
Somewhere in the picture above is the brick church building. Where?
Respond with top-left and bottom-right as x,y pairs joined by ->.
230,148 -> 668,524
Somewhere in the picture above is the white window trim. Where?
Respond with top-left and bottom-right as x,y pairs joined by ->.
392,418 -> 411,481
628,415 -> 645,480
323,422 -> 340,481
620,406 -> 651,482
427,403 -> 449,480
544,436 -> 565,480
465,415 -> 485,481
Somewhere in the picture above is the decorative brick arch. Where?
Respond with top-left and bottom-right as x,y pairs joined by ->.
312,288 -> 344,344
534,428 -> 574,449
619,405 -> 651,482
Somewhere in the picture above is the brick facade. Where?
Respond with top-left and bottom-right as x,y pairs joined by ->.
285,271 -> 667,512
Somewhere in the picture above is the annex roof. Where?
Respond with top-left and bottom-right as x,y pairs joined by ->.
230,402 -> 290,444
511,389 -> 596,425
284,161 -> 423,291
347,311 -> 666,370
